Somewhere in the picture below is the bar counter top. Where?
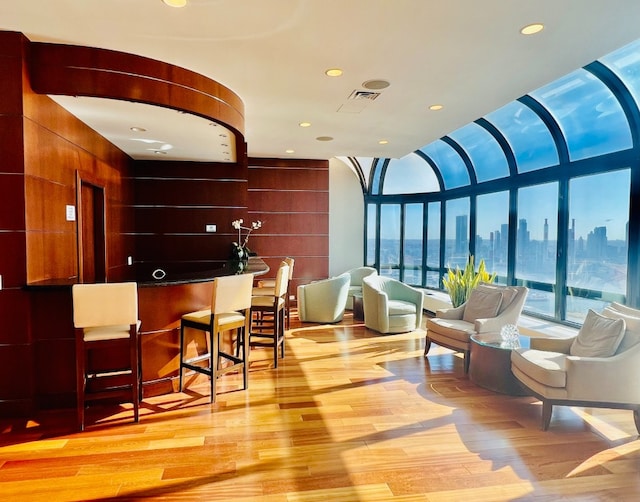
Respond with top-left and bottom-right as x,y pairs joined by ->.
25,257 -> 269,289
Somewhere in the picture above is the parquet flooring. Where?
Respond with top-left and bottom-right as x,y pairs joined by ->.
2,312 -> 640,501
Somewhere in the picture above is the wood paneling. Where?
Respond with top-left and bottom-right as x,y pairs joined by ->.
28,42 -> 245,137
132,160 -> 248,273
0,115 -> 24,172
247,157 -> 330,296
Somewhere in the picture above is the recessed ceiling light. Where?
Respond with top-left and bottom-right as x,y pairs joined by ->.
299,122 -> 312,128
130,126 -> 146,132
153,150 -> 167,155
325,68 -> 343,77
429,104 -> 444,111
162,0 -> 187,7
520,23 -> 544,35
378,139 -> 389,145
363,79 -> 390,90
285,149 -> 295,154
316,136 -> 334,142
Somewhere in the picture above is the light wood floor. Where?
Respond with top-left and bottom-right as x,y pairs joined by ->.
2,312 -> 640,501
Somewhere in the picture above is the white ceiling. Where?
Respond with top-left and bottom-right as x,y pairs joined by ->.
3,0 -> 640,162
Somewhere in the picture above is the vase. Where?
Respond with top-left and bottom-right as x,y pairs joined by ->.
231,244 -> 249,262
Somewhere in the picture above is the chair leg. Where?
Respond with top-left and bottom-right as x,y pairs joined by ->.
76,334 -> 86,432
178,322 -> 185,392
633,409 -> 640,435
241,322 -> 249,390
280,308 -> 286,359
210,330 -> 219,403
273,310 -> 280,368
541,400 -> 553,430
423,337 -> 431,357
130,328 -> 140,423
463,350 -> 470,374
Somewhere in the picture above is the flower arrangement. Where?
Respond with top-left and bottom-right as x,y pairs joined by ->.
442,255 -> 496,307
231,218 -> 262,260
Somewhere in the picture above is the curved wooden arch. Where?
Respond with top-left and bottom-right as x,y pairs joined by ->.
27,42 -> 245,137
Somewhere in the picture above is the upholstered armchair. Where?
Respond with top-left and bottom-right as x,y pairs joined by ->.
511,302 -> 640,433
345,266 -> 378,310
297,272 -> 351,323
361,275 -> 424,334
425,283 -> 528,373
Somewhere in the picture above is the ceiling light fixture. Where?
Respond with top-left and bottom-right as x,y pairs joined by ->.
316,136 -> 334,142
162,0 -> 187,7
378,139 -> 389,145
299,122 -> 311,128
325,68 -> 343,77
520,23 -> 544,35
130,126 -> 146,132
285,149 -> 295,154
429,104 -> 444,111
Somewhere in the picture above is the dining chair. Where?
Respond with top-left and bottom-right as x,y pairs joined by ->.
178,273 -> 253,402
250,261 -> 289,367
254,257 -> 295,328
72,282 -> 141,431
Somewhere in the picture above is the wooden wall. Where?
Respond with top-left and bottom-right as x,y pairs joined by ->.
0,31 -> 137,414
0,30 -> 331,417
247,158 -> 329,296
131,159 -> 248,280
0,32 -> 31,416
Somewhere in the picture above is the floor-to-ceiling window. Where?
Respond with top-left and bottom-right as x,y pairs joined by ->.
358,37 -> 640,325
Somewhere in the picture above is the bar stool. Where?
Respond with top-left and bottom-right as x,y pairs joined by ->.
72,282 -> 141,431
179,273 -> 253,402
253,257 -> 295,328
250,261 -> 289,367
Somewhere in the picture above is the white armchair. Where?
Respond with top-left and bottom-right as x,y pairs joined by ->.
297,272 -> 351,323
511,303 -> 640,433
344,266 -> 377,310
362,275 -> 424,334
425,284 -> 528,373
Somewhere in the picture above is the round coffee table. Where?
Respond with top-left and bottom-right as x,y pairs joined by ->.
469,333 -> 530,395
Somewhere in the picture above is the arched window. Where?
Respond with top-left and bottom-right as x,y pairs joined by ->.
530,69 -> 632,161
484,101 -> 559,173
419,141 -> 470,189
364,36 -> 640,326
447,123 -> 509,182
382,153 -> 439,194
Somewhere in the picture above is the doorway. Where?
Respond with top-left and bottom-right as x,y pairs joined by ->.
78,179 -> 106,283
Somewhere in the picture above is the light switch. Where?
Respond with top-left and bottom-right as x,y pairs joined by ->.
127,256 -> 133,266
206,224 -> 217,232
66,205 -> 76,221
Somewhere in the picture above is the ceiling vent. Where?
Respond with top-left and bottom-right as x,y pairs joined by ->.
348,90 -> 381,101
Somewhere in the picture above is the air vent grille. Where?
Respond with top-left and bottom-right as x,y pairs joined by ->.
348,90 -> 381,101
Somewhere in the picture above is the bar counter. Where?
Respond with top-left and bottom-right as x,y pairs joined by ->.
26,258 -> 269,407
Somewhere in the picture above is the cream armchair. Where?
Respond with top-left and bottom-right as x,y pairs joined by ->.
511,303 -> 640,433
345,266 -> 377,310
362,275 -> 424,334
425,284 -> 528,373
297,272 -> 351,323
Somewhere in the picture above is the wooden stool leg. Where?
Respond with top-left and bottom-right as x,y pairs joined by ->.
210,329 -> 219,403
75,331 -> 86,432
178,322 -> 186,392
